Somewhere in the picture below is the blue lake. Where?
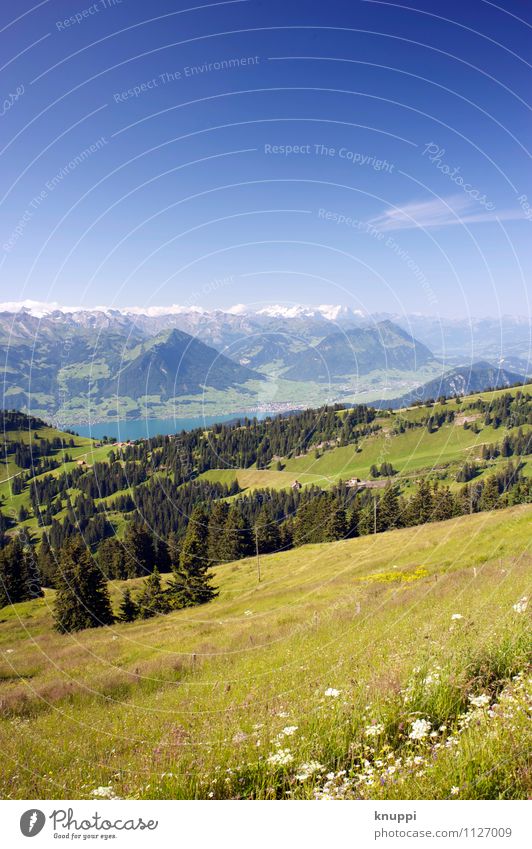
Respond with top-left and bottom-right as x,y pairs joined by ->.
74,411 -> 270,441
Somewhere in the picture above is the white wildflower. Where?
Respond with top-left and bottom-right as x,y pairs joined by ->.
450,786 -> 460,796
512,596 -> 528,614
365,723 -> 384,737
324,688 -> 341,698
281,725 -> 298,737
296,761 -> 324,781
468,693 -> 490,709
91,786 -> 117,799
267,748 -> 293,767
451,613 -> 464,620
409,718 -> 431,740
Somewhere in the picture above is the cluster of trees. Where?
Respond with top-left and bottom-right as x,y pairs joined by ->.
0,535 -> 43,607
112,404 -> 378,481
471,391 -> 531,429
0,410 -> 47,431
369,462 -> 397,478
481,428 -> 532,460
52,508 -> 217,633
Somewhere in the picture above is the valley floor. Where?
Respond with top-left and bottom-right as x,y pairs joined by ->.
0,505 -> 530,800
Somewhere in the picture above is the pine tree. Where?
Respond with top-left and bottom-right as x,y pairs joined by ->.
168,506 -> 217,608
119,587 -> 139,622
122,522 -> 156,577
408,478 -> 433,525
0,537 -> 25,607
53,536 -> 114,633
378,484 -> 401,531
38,534 -> 57,587
431,485 -> 454,522
167,531 -> 181,570
220,507 -> 252,561
324,497 -> 348,541
137,568 -> 169,618
480,476 -> 500,511
207,501 -> 229,562
98,537 -> 125,579
20,542 -> 43,600
255,504 -> 281,553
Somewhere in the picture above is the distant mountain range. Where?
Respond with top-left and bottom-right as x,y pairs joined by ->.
0,302 -> 529,424
106,329 -> 262,401
281,321 -> 434,381
381,362 -> 525,408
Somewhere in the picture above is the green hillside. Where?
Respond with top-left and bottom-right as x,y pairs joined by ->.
200,386 -> 531,492
0,506 -> 530,799
1,385 -> 530,552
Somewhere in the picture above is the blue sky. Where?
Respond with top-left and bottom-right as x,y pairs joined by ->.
0,0 -> 530,317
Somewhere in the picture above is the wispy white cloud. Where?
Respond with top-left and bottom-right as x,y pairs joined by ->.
368,195 -> 524,232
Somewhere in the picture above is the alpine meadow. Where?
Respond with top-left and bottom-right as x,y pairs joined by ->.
0,384 -> 530,799
0,0 -> 531,833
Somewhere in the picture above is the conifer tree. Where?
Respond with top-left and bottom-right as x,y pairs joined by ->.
98,537 -> 125,579
480,475 -> 500,511
122,521 -> 156,577
408,478 -> 433,525
53,536 -> 114,633
220,506 -> 252,561
167,530 -> 181,570
38,534 -> 58,587
0,537 -> 25,607
137,568 -> 169,618
324,498 -> 348,541
378,484 -> 401,531
207,501 -> 230,562
20,541 -> 44,601
255,503 -> 281,553
431,485 -> 454,522
118,587 -> 139,622
168,506 -> 217,608
0,535 -> 42,608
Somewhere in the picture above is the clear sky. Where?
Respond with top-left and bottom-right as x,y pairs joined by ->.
0,0 -> 531,318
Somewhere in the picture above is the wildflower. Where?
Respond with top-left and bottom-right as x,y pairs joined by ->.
450,786 -> 460,796
409,718 -> 431,740
296,761 -> 324,781
451,613 -> 463,620
512,596 -> 528,614
324,688 -> 341,698
267,748 -> 293,767
91,786 -> 117,799
232,731 -> 247,744
468,693 -> 490,709
281,725 -> 298,737
365,723 -> 384,737
244,610 -> 253,616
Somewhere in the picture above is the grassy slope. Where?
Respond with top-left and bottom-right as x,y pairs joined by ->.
0,425 -> 114,534
3,386 -> 530,532
200,387 -> 531,493
0,505 -> 530,799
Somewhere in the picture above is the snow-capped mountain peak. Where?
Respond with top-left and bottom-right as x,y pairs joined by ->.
253,303 -> 366,321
